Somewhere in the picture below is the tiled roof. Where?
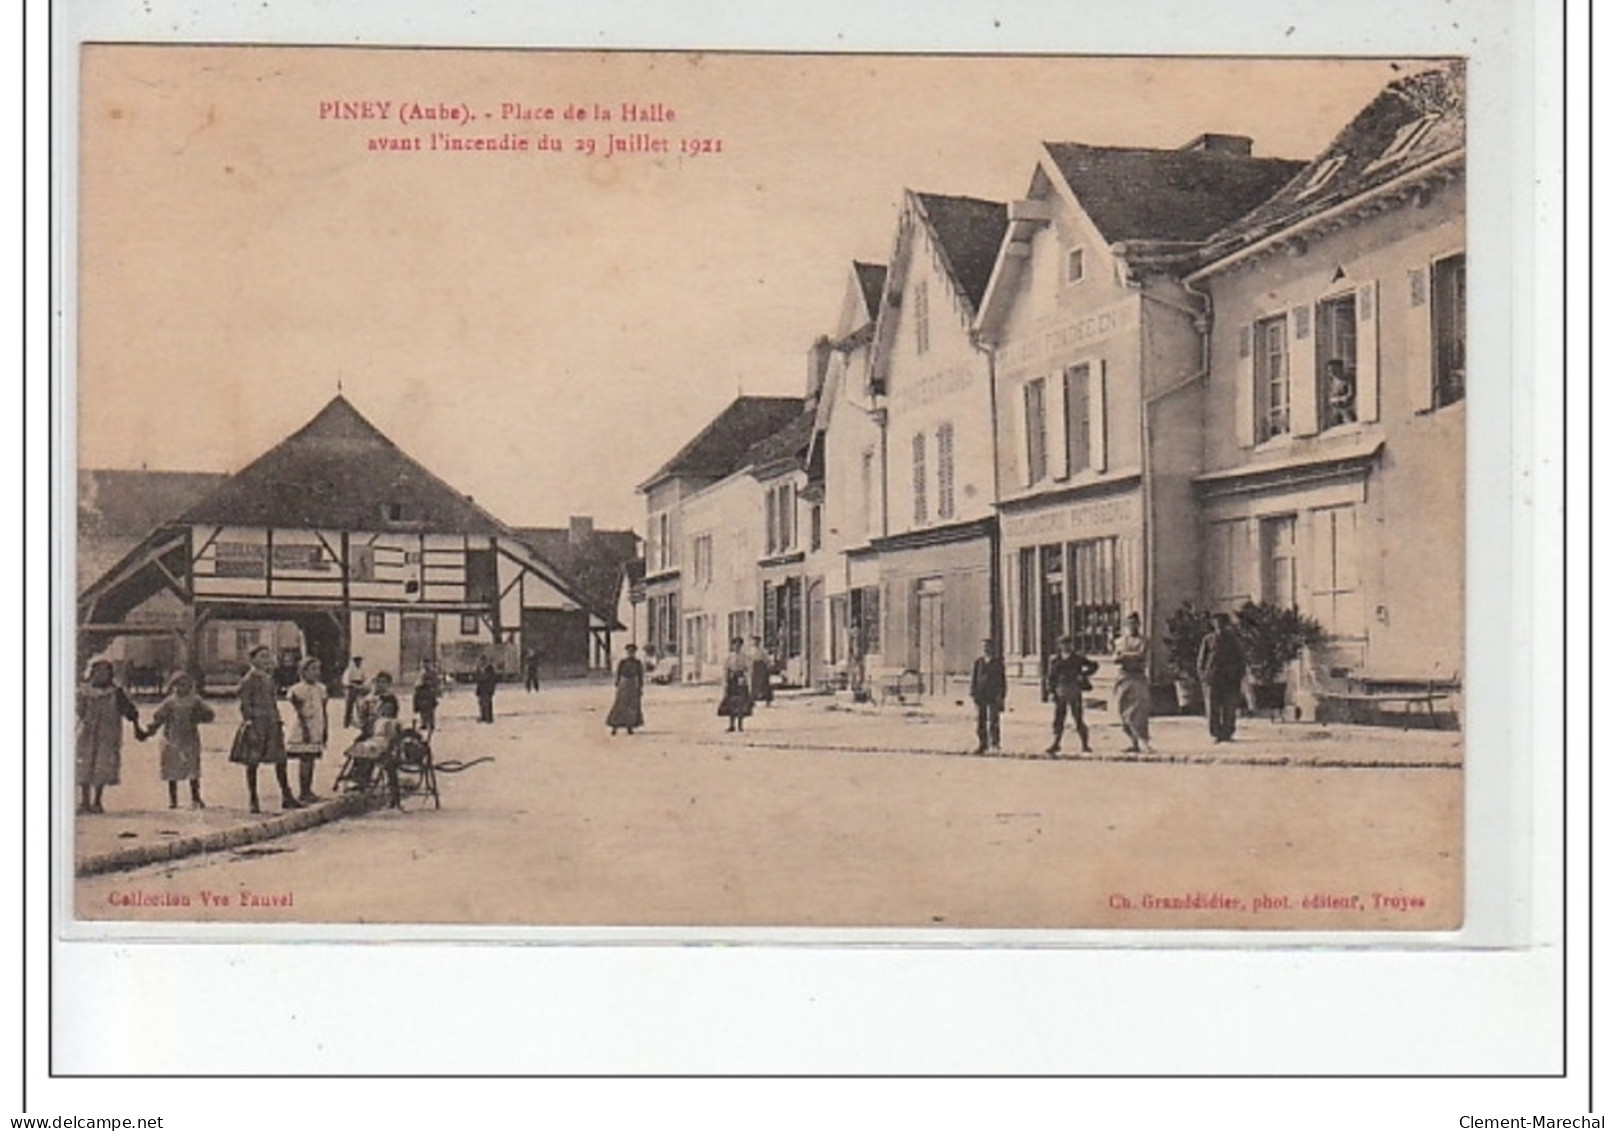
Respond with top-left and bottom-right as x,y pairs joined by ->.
512,526 -> 641,624
743,409 -> 817,477
1201,62 -> 1464,259
853,261 -> 887,324
639,396 -> 805,489
176,396 -> 510,535
1043,143 -> 1306,244
79,469 -> 229,539
913,193 -> 1010,310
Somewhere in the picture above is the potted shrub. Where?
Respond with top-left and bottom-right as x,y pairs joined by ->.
1162,602 -> 1213,713
1234,601 -> 1325,712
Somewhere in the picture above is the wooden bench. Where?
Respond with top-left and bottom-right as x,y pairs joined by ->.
1315,676 -> 1459,729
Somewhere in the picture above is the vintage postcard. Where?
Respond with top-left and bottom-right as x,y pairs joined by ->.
69,46 -> 1467,932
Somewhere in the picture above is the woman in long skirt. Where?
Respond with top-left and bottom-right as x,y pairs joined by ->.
748,636 -> 774,707
606,644 -> 645,736
717,637 -> 753,733
230,645 -> 302,814
150,670 -> 214,809
1112,612 -> 1153,753
76,658 -> 141,814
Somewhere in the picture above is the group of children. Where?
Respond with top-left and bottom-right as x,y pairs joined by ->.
74,649 -> 439,815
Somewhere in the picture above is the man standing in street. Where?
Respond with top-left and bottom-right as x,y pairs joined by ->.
342,655 -> 366,729
1196,612 -> 1247,743
522,647 -> 540,694
1045,636 -> 1098,756
475,659 -> 499,724
969,637 -> 1007,754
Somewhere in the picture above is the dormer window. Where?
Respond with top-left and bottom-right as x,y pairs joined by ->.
1065,246 -> 1086,284
1366,114 -> 1438,173
382,501 -> 409,523
1296,154 -> 1347,200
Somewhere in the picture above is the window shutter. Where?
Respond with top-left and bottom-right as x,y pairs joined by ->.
1014,382 -> 1032,487
1235,326 -> 1256,448
1407,267 -> 1435,413
1291,305 -> 1318,437
1048,369 -> 1070,480
1357,281 -> 1381,422
1090,361 -> 1108,472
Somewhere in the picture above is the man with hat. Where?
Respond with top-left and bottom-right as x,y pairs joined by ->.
1045,636 -> 1099,756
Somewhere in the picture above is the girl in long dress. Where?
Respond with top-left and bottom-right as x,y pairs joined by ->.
1112,612 -> 1154,754
285,656 -> 329,803
606,644 -> 645,736
717,637 -> 753,733
229,645 -> 302,814
76,658 -> 141,814
150,670 -> 214,809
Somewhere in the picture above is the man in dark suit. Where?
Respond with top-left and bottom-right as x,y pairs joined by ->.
1197,613 -> 1247,743
969,638 -> 1007,754
1045,636 -> 1099,756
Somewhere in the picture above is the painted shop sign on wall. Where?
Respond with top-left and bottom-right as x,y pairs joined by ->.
1000,298 -> 1137,370
1002,492 -> 1140,541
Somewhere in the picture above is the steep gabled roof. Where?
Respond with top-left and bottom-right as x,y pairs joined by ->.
912,193 -> 1010,311
852,261 -> 887,325
1199,62 -> 1464,262
1042,142 -> 1307,245
177,396 -> 510,535
638,396 -> 805,491
512,526 -> 641,625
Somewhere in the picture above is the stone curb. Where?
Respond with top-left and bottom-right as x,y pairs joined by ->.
75,791 -> 381,878
695,737 -> 1463,771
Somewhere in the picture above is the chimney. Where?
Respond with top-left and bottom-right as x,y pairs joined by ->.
805,336 -> 834,410
569,515 -> 594,545
1179,133 -> 1253,157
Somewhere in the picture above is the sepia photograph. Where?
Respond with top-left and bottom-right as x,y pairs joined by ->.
70,46 -> 1467,932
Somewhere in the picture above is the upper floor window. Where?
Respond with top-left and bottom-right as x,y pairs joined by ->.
914,280 -> 930,355
649,511 -> 676,572
691,534 -> 713,587
764,483 -> 795,555
1023,377 -> 1048,484
1255,315 -> 1290,442
936,423 -> 955,520
1315,293 -> 1358,429
809,504 -> 823,551
1432,252 -> 1466,408
911,432 -> 928,525
1065,364 -> 1092,472
1065,246 -> 1086,284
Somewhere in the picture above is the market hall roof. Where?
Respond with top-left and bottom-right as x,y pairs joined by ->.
80,395 -> 607,628
177,394 -> 512,535
637,395 -> 806,491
